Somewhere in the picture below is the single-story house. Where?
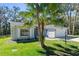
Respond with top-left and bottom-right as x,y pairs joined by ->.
10,21 -> 67,40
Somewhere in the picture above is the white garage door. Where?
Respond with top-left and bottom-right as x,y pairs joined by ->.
56,29 -> 65,37
47,31 -> 55,38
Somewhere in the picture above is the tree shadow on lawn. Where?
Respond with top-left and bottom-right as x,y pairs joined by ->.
38,46 -> 58,56
38,43 -> 79,56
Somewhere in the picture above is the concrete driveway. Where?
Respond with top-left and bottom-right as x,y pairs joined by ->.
46,35 -> 79,42
59,35 -> 79,42
68,38 -> 79,42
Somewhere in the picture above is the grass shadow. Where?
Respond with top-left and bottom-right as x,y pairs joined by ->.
38,43 -> 79,56
53,43 -> 79,56
68,45 -> 78,49
38,46 -> 58,56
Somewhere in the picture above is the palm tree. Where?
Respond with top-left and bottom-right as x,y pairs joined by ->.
20,3 -> 47,48
19,3 -> 62,48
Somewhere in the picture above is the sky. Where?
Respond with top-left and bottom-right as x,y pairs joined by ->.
0,3 -> 27,11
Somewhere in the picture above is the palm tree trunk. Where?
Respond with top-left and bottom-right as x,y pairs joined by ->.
40,20 -> 45,48
36,4 -> 45,48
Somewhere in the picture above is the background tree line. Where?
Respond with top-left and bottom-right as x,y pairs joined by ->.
0,6 -> 23,36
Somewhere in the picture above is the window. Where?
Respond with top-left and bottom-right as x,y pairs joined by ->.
20,29 -> 29,36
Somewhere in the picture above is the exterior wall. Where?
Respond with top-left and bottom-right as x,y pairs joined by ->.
29,27 -> 35,39
10,21 -> 35,40
10,23 -> 16,40
55,28 -> 66,37
10,22 -> 24,40
10,22 -> 67,40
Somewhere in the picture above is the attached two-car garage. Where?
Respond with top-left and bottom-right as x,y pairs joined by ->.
45,25 -> 67,38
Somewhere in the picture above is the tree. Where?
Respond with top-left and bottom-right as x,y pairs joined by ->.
62,4 -> 79,35
20,3 -> 62,48
0,6 -> 9,35
61,4 -> 75,35
0,6 -> 21,36
20,3 -> 47,48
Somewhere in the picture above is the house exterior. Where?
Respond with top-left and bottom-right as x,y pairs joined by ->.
45,25 -> 67,38
10,21 -> 67,40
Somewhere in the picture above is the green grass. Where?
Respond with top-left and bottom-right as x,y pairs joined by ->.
0,36 -> 79,56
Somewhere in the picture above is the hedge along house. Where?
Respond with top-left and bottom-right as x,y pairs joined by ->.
10,21 -> 68,40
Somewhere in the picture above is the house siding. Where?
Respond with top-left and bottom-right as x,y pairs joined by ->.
10,22 -> 67,40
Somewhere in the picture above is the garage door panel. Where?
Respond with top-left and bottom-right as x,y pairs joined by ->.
46,31 -> 55,38
56,29 -> 65,37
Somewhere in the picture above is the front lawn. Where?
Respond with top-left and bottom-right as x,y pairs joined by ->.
0,36 -> 79,56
